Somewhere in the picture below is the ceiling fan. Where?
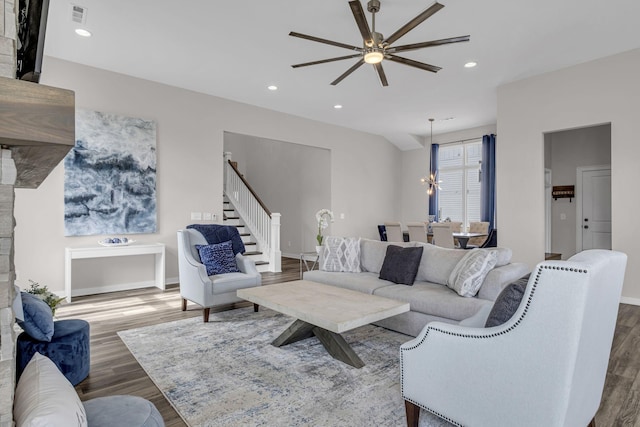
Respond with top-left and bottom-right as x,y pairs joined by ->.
289,0 -> 470,87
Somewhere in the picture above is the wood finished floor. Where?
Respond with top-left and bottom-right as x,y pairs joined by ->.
56,257 -> 640,426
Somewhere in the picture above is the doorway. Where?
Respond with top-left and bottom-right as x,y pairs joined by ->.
543,124 -> 611,259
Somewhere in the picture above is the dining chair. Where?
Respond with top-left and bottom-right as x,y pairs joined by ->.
430,223 -> 455,249
448,221 -> 463,233
406,222 -> 429,243
468,221 -> 490,246
383,222 -> 404,242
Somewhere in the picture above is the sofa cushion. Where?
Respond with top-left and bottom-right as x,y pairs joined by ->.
374,282 -> 492,321
447,249 -> 498,297
413,243 -> 467,285
196,240 -> 239,276
493,247 -> 513,267
360,239 -> 415,274
379,245 -> 423,285
303,271 -> 392,295
17,292 -> 54,342
14,352 -> 88,427
320,236 -> 361,272
485,275 -> 529,327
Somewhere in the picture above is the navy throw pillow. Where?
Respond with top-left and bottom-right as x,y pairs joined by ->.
484,274 -> 530,327
196,240 -> 240,276
17,292 -> 54,341
379,245 -> 424,285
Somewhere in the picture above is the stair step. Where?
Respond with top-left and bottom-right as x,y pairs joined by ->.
244,251 -> 262,256
225,216 -> 239,220
223,209 -> 234,212
239,233 -> 250,237
244,242 -> 256,246
255,261 -> 269,265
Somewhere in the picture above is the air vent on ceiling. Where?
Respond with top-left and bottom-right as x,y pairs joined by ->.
70,4 -> 87,24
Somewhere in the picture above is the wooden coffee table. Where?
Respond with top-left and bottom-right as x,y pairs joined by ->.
237,280 -> 409,368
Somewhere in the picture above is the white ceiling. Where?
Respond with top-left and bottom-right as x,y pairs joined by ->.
43,0 -> 640,150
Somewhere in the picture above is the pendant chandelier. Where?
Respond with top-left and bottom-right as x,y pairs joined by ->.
420,118 -> 442,195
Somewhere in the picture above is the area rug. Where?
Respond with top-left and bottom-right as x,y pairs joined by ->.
118,307 -> 451,427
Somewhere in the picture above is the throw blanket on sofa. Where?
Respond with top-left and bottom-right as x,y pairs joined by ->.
187,224 -> 246,255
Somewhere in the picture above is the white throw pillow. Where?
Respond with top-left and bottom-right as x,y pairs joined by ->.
447,249 -> 498,297
320,236 -> 362,272
14,352 -> 88,427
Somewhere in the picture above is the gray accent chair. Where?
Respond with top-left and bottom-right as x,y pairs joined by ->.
177,229 -> 261,322
400,249 -> 627,427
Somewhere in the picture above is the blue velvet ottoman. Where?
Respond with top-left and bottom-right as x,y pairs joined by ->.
17,318 -> 90,386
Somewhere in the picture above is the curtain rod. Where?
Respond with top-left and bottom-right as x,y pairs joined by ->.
432,133 -> 496,146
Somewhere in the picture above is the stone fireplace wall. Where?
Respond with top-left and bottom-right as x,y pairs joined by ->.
0,1 -> 17,426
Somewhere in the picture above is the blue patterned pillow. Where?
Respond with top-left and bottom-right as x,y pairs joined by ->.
196,240 -> 240,276
17,292 -> 54,341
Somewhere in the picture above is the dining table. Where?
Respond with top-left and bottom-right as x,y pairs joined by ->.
450,232 -> 487,249
401,230 -> 487,249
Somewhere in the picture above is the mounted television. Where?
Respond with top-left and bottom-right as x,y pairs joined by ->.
17,0 -> 50,83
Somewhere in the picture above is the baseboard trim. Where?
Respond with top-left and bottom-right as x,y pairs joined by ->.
620,296 -> 640,306
69,280 -> 161,299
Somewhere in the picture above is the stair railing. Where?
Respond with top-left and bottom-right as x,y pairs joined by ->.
224,155 -> 281,272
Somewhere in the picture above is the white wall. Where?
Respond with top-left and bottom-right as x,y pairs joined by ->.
224,132 -> 331,256
497,48 -> 640,302
547,125 -> 611,260
400,124 -> 497,227
14,57 -> 400,297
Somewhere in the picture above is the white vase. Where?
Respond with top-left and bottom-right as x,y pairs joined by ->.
315,245 -> 323,255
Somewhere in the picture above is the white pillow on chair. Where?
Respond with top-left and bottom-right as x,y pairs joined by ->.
14,352 -> 88,427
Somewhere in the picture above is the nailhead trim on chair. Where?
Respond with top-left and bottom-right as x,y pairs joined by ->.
400,264 -> 588,426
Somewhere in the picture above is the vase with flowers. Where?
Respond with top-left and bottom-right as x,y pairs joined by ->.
315,208 -> 334,254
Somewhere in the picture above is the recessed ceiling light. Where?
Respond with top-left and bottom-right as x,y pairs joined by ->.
334,104 -> 343,109
464,61 -> 477,68
443,117 -> 455,121
74,28 -> 92,37
267,85 -> 278,91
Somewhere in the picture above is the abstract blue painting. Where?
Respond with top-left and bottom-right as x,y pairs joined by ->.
64,110 -> 157,236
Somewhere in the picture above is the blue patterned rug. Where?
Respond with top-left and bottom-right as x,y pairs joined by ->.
118,307 -> 451,427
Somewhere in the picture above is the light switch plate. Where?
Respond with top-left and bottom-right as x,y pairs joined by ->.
203,212 -> 212,220
191,212 -> 202,220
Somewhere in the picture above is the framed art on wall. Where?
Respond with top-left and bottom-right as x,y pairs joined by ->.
64,109 -> 157,236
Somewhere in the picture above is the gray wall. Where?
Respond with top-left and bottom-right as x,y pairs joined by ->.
14,56 -> 401,297
497,47 -> 640,302
224,132 -> 331,256
547,125 -> 611,260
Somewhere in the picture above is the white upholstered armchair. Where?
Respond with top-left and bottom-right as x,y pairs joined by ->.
177,228 -> 262,322
401,249 -> 627,427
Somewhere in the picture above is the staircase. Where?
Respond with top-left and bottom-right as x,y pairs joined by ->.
223,195 -> 271,272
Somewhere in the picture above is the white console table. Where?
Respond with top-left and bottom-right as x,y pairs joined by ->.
64,243 -> 166,302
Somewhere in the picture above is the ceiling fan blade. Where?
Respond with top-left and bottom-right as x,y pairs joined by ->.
390,35 -> 470,54
331,59 -> 365,85
292,54 -> 363,68
349,0 -> 373,44
386,55 -> 442,73
384,2 -> 445,45
289,31 -> 362,52
374,63 -> 388,87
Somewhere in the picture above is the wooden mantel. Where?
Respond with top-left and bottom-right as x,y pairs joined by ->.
0,76 -> 75,188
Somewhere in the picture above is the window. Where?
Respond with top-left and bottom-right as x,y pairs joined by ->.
437,140 -> 482,227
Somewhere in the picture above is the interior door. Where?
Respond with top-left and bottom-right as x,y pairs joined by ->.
580,168 -> 611,250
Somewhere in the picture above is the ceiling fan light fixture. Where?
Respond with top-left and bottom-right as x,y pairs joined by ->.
364,50 -> 384,64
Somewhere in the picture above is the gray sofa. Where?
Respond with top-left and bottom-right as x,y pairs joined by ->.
303,238 -> 529,337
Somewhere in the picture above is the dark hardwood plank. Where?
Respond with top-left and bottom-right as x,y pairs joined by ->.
54,257 -> 640,426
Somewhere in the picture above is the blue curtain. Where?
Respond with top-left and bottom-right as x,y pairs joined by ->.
428,143 -> 439,220
481,134 -> 496,230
